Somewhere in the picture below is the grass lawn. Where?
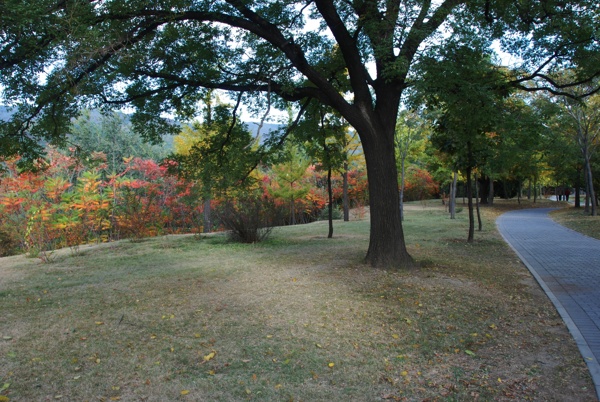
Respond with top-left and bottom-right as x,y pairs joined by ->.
550,206 -> 600,240
0,199 -> 595,401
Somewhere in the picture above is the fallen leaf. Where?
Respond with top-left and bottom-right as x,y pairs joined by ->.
465,350 -> 476,357
328,362 -> 335,368
401,371 -> 408,376
181,390 -> 190,395
392,334 -> 399,339
203,351 -> 216,362
2,336 -> 12,341
95,322 -> 104,325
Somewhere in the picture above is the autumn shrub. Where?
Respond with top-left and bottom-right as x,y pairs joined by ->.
403,166 -> 439,202
216,196 -> 282,243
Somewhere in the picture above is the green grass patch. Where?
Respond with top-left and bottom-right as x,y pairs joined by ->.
0,202 -> 594,401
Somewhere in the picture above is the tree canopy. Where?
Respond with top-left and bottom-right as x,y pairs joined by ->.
1,0 -> 599,267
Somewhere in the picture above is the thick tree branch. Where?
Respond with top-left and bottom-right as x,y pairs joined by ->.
313,0 -> 373,106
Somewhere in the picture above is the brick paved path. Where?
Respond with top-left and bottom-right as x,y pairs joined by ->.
497,208 -> 600,399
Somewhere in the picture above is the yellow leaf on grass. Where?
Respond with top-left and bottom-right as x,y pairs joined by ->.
181,390 -> 190,395
95,321 -> 104,325
204,351 -> 216,362
401,371 -> 408,376
328,362 -> 335,368
392,334 -> 399,339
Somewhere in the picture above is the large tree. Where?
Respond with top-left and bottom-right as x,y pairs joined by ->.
1,0 -> 599,267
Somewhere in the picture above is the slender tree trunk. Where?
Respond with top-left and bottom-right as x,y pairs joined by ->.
327,166 -> 334,238
466,167 -> 474,243
527,179 -> 532,200
575,169 -> 581,208
488,177 -> 494,205
450,172 -> 457,219
203,197 -> 212,233
475,173 -> 482,231
343,162 -> 349,221
517,180 -> 521,204
361,125 -> 413,268
584,153 -> 597,216
533,176 -> 538,203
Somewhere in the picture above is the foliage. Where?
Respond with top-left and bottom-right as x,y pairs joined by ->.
68,110 -> 170,173
0,144 -> 369,255
403,167 -> 440,202
267,142 -> 313,225
173,104 -> 261,196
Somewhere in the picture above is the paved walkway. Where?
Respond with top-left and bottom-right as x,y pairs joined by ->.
497,208 -> 600,399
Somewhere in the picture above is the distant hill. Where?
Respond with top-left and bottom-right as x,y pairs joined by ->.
0,106 -> 282,151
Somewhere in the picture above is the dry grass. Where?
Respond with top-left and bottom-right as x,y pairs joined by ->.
0,200 -> 595,401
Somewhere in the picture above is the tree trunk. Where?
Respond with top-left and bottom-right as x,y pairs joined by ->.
342,162 -> 349,221
203,197 -> 211,233
327,165 -> 334,238
361,125 -> 413,268
527,179 -> 532,200
584,153 -> 597,216
575,169 -> 581,208
488,177 -> 494,205
466,167 -> 474,243
475,173 -> 482,231
450,172 -> 457,219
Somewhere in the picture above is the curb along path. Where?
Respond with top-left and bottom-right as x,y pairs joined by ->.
497,208 -> 600,400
